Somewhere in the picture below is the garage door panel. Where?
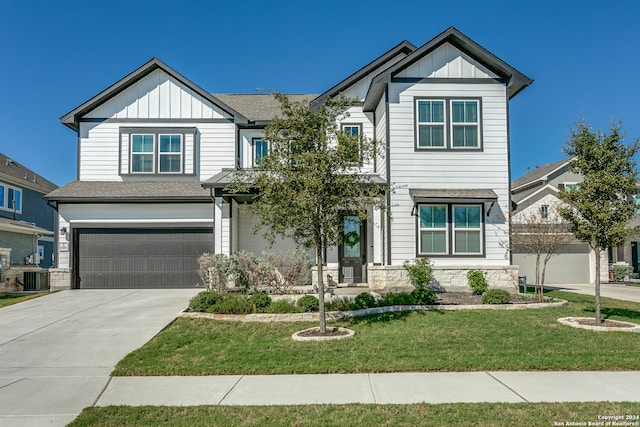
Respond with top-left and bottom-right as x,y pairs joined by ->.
513,244 -> 590,285
76,229 -> 212,289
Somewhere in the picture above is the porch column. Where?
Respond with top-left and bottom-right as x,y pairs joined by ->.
214,196 -> 223,254
373,202 -> 383,265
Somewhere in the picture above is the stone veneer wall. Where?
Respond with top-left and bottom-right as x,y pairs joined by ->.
368,264 -> 519,292
49,268 -> 72,291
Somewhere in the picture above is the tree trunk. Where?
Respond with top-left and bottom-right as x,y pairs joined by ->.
316,247 -> 326,334
535,253 -> 542,299
594,247 -> 602,324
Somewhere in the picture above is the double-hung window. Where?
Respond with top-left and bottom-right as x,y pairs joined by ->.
130,133 -> 183,174
252,138 -> 269,167
418,203 -> 483,256
159,135 -> 182,173
131,134 -> 155,173
415,98 -> 481,150
340,124 -> 362,164
0,184 -> 22,214
416,100 -> 445,148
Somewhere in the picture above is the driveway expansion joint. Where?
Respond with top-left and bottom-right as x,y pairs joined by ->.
92,376 -> 113,407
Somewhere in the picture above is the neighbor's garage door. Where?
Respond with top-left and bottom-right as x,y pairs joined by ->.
512,243 -> 591,285
76,229 -> 213,289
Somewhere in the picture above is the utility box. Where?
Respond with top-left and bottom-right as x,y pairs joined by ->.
24,272 -> 49,291
0,254 -> 6,282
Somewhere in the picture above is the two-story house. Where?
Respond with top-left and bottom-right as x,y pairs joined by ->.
0,153 -> 57,286
46,27 -> 532,291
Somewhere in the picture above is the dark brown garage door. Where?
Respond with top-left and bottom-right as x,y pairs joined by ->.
75,229 -> 213,289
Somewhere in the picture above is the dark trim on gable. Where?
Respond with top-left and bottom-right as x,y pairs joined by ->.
60,58 -> 248,131
311,40 -> 417,108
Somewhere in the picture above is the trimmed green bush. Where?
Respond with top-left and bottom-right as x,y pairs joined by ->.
403,257 -> 433,288
378,292 -> 416,307
613,264 -> 630,282
189,291 -> 223,312
468,270 -> 489,295
410,287 -> 437,305
297,295 -> 319,312
265,299 -> 300,313
353,292 -> 376,310
325,297 -> 355,312
211,294 -> 251,314
482,289 -> 511,304
248,293 -> 272,311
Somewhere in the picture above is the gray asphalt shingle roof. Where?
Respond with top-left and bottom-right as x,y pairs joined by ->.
0,153 -> 58,194
212,94 -> 318,122
45,181 -> 210,202
511,157 -> 572,190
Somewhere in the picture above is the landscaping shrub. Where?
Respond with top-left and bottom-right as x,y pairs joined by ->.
403,258 -> 433,288
325,297 -> 355,312
410,287 -> 437,305
613,264 -> 631,282
189,291 -> 223,312
378,292 -> 416,307
265,299 -> 300,313
353,292 -> 377,309
297,295 -> 319,312
248,293 -> 272,311
482,289 -> 511,304
198,253 -> 234,293
232,251 -> 269,291
468,270 -> 489,295
264,250 -> 312,293
210,293 -> 251,314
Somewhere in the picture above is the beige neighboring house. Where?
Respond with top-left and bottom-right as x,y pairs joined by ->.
511,157 -> 616,285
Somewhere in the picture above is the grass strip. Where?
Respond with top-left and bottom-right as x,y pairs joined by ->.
113,290 -> 640,376
68,402 -> 640,427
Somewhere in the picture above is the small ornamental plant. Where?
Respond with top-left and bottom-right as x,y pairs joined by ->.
468,270 -> 489,295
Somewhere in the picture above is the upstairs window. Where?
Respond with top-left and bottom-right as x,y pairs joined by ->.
451,101 -> 479,148
131,134 -> 154,173
563,183 -> 580,193
416,100 -> 445,148
415,98 -> 482,150
130,133 -> 183,174
253,138 -> 269,167
540,204 -> 549,219
340,124 -> 362,164
0,184 -> 22,214
159,135 -> 182,173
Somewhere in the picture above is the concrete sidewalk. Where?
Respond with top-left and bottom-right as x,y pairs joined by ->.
96,371 -> 640,406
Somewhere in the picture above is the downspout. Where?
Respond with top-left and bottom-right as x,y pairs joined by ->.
208,188 -> 216,253
47,200 -> 59,268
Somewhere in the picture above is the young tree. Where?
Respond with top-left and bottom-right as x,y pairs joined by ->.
559,119 -> 639,323
227,93 -> 387,334
511,200 -> 574,300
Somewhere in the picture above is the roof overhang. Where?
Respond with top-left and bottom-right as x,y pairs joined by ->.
60,58 -> 249,131
409,188 -> 498,204
0,218 -> 53,236
363,27 -> 533,111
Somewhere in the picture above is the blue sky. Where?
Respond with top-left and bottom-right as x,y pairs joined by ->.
1,0 -> 638,186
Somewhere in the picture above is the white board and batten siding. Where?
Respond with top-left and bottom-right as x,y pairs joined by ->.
395,44 -> 499,80
387,77 -> 510,266
78,69 -> 236,181
55,203 -> 213,269
341,53 -> 409,102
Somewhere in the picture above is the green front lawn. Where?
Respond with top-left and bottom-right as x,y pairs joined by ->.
0,292 -> 49,309
113,291 -> 640,376
69,402 -> 640,427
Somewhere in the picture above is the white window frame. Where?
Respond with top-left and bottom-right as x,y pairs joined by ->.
416,99 -> 446,148
452,204 -> 483,255
418,204 -> 449,255
0,184 -> 22,214
158,134 -> 183,174
252,138 -> 269,167
450,100 -> 480,149
564,182 -> 579,192
540,204 -> 549,219
130,134 -> 155,174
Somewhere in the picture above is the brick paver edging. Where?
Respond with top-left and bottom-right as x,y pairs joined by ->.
178,299 -> 568,323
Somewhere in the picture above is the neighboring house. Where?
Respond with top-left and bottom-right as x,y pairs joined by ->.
0,153 -> 58,277
511,157 -> 610,284
45,27 -> 532,291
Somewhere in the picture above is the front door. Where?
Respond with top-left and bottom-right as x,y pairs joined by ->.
339,215 -> 366,284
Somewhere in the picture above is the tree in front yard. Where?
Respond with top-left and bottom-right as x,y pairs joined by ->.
511,200 -> 574,301
559,119 -> 639,323
227,93 -> 387,334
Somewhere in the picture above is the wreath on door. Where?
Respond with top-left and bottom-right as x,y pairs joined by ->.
344,231 -> 360,247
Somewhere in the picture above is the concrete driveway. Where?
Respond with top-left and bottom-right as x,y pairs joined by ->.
549,282 -> 640,303
0,289 -> 198,427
